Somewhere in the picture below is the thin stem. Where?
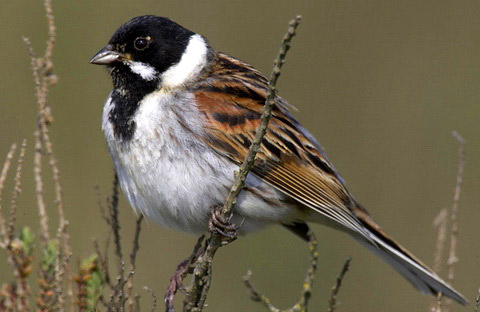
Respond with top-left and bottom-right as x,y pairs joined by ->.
327,257 -> 352,312
181,15 -> 302,312
0,143 -> 18,245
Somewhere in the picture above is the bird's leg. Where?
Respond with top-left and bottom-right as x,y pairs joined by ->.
208,204 -> 242,242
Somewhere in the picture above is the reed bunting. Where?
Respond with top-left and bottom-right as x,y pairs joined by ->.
90,15 -> 467,304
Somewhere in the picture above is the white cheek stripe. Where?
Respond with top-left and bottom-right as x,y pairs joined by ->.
161,34 -> 208,89
128,61 -> 158,81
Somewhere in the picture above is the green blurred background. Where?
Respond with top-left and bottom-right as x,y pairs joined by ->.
1,1 -> 479,311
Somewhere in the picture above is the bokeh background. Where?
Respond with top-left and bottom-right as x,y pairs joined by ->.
1,1 -> 479,311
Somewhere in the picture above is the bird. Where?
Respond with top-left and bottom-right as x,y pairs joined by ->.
90,15 -> 467,305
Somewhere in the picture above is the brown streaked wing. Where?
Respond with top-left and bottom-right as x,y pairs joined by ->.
193,53 -> 371,238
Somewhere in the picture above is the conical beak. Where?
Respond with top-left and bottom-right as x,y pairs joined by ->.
90,44 -> 121,65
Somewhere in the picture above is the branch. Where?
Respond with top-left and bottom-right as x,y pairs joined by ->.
110,173 -> 122,262
327,257 -> 352,312
180,15 -> 302,312
0,143 -> 18,245
143,286 -> 158,312
429,209 -> 448,312
432,209 -> 448,274
127,214 -> 144,311
99,172 -> 146,312
443,131 -> 465,312
219,15 -> 302,218
23,1 -> 75,310
243,231 -> 319,312
5,140 -> 29,312
447,131 -> 465,283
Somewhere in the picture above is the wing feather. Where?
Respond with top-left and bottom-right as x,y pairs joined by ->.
193,53 -> 371,238
188,52 -> 467,304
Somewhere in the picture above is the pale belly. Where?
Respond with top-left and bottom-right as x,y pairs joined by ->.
102,93 -> 299,234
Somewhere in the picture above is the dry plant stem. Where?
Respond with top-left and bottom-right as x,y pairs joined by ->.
93,236 -> 114,289
25,1 -> 74,310
219,15 -> 302,220
7,140 -> 27,244
243,231 -> 318,312
34,128 -> 50,245
129,215 -> 144,268
108,173 -> 128,310
327,257 -> 352,312
447,131 -> 465,283
5,140 -> 29,312
0,143 -> 18,245
432,209 -> 448,274
243,272 -> 280,312
43,0 -> 56,67
24,37 -> 51,246
127,215 -> 144,312
442,131 -> 465,312
104,172 -> 142,312
55,225 -> 67,312
429,209 -> 447,312
181,15 -> 302,312
108,260 -> 130,311
111,174 -> 123,262
143,286 -> 158,312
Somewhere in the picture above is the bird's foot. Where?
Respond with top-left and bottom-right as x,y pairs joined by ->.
208,205 -> 241,242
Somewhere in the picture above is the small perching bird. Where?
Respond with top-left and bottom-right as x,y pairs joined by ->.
90,15 -> 467,305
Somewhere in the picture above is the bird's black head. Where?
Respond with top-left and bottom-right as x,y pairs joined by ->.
91,15 -> 212,142
90,15 -> 208,88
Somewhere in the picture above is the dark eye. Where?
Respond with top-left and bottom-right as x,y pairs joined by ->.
134,37 -> 150,50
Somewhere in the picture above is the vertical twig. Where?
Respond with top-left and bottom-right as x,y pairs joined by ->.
4,140 -> 29,312
129,215 -> 143,268
6,140 -> 27,245
23,36 -> 51,246
432,209 -> 448,274
447,131 -> 465,283
107,173 -> 128,310
444,131 -> 465,312
43,0 -> 56,65
219,15 -> 302,219
429,209 -> 448,312
327,257 -> 352,312
34,126 -> 50,245
243,231 -> 319,312
447,132 -> 465,281
143,286 -> 158,312
24,1 -> 74,310
0,143 -> 18,245
110,173 -> 122,262
127,214 -> 144,311
181,15 -> 302,312
103,171 -> 143,312
55,225 -> 66,311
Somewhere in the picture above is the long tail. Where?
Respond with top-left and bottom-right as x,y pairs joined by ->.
351,208 -> 468,305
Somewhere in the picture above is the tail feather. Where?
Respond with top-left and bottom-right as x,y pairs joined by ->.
351,229 -> 468,305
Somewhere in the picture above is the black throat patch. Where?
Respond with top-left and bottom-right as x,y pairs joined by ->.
108,64 -> 158,142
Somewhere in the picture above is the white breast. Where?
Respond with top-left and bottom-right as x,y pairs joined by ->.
102,91 -> 297,234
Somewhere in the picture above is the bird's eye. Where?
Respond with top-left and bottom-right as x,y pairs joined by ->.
134,37 -> 150,50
